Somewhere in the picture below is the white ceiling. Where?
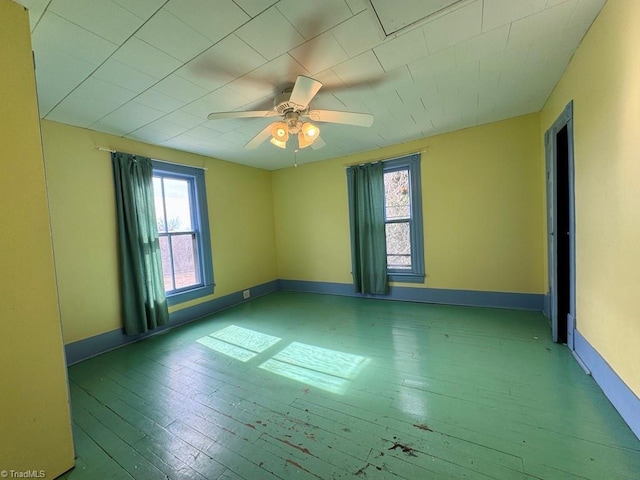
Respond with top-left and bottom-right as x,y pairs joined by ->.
17,0 -> 605,170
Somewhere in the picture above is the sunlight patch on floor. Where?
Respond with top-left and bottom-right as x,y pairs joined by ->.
259,342 -> 370,394
197,327 -> 370,394
196,325 -> 281,362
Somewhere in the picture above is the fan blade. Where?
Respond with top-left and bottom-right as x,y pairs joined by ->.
289,76 -> 322,108
208,110 -> 275,120
245,124 -> 274,150
311,135 -> 326,150
307,109 -> 374,127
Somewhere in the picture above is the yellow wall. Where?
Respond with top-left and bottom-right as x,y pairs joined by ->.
41,120 -> 278,344
541,0 -> 640,396
0,1 -> 74,476
273,113 -> 545,294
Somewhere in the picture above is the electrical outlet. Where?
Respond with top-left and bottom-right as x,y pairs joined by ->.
243,289 -> 250,299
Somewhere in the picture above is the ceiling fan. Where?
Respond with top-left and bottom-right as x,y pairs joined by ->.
207,75 -> 374,150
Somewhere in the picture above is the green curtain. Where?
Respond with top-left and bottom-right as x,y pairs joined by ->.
347,162 -> 389,295
112,152 -> 169,336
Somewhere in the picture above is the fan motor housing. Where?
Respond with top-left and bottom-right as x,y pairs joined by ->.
274,87 -> 306,115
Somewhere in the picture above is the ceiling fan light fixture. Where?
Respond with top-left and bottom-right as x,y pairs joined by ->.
270,122 -> 289,149
270,137 -> 287,149
298,131 -> 312,149
298,122 -> 320,149
301,122 -> 319,139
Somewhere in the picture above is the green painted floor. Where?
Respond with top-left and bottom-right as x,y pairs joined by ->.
59,292 -> 640,479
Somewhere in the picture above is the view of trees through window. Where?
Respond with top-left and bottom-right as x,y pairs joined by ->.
384,169 -> 412,270
153,176 -> 199,292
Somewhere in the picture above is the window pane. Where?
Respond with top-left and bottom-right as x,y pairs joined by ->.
386,222 -> 412,269
384,169 -> 410,220
387,255 -> 411,269
152,177 -> 166,233
171,234 -> 198,289
158,235 -> 174,291
163,178 -> 193,232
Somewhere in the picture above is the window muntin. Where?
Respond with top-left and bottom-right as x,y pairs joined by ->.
152,161 -> 214,304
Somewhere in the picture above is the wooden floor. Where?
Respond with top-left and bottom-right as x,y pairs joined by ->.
59,292 -> 640,479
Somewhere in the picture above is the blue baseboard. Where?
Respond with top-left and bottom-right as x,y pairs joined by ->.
278,279 -> 544,311
64,280 -> 279,365
574,330 -> 640,441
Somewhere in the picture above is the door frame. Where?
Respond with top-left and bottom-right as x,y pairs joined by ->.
545,101 -> 576,348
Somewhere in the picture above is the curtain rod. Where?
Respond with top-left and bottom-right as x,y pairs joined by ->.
96,146 -> 208,171
344,160 -> 381,169
343,150 -> 425,169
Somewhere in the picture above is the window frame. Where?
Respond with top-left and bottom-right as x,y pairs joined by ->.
383,154 -> 425,283
152,160 -> 214,305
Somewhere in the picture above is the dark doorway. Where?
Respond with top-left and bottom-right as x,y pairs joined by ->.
555,125 -> 570,344
545,101 -> 575,347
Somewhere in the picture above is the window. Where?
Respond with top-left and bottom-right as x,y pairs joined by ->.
152,161 -> 214,305
383,154 -> 425,283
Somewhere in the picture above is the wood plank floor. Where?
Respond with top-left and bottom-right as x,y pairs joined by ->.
59,292 -> 640,479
